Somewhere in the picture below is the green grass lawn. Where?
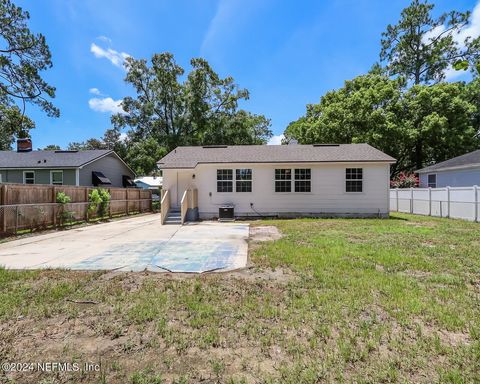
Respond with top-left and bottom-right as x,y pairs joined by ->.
0,213 -> 479,383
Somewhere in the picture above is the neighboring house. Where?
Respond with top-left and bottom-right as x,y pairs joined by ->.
157,144 -> 395,220
134,176 -> 163,190
416,149 -> 480,188
0,139 -> 135,188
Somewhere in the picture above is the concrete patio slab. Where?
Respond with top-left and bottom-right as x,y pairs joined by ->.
0,215 -> 249,273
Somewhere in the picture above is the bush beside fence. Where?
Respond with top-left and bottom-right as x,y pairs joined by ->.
390,186 -> 479,222
0,184 -> 153,235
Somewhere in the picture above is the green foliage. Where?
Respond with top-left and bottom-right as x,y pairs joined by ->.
0,0 -> 59,149
56,192 -> 73,226
285,72 -> 480,174
55,192 -> 71,204
107,53 -> 272,174
88,189 -> 111,218
40,144 -> 61,150
285,1 -> 480,174
380,0 -> 475,84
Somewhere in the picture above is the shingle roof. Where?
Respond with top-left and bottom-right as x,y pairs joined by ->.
416,149 -> 480,173
157,144 -> 396,169
0,150 -> 113,168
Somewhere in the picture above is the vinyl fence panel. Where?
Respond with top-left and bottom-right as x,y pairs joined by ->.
390,186 -> 479,222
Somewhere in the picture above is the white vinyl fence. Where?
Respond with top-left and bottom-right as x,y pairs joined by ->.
390,186 -> 479,222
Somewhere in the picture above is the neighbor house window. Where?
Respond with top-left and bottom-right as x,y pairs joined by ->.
217,169 -> 233,192
275,169 -> 292,192
294,169 -> 311,192
23,171 -> 35,184
236,169 -> 252,192
346,168 -> 363,192
427,174 -> 436,188
50,170 -> 64,185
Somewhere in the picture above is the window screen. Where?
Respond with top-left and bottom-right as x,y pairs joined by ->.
346,168 -> 363,192
294,169 -> 311,192
217,169 -> 233,192
236,169 -> 252,192
275,169 -> 291,192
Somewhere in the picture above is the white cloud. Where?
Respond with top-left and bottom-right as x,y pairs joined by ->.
455,2 -> 480,46
89,87 -> 101,95
420,2 -> 480,80
267,134 -> 284,145
88,97 -> 125,114
97,35 -> 112,44
90,42 -> 130,68
200,0 -> 269,55
119,132 -> 128,141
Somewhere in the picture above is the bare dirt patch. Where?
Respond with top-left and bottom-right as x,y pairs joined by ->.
249,225 -> 283,242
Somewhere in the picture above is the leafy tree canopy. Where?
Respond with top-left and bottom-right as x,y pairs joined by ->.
0,0 -> 58,149
112,53 -> 272,152
285,1 -> 480,175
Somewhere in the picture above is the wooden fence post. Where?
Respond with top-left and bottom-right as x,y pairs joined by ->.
474,185 -> 478,223
126,189 -> 129,216
1,185 -> 7,233
85,187 -> 89,222
108,188 -> 112,219
52,186 -> 57,227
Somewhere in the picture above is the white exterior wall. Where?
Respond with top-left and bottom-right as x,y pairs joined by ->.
163,162 -> 391,218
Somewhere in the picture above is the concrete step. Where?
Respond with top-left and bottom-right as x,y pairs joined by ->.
164,220 -> 181,225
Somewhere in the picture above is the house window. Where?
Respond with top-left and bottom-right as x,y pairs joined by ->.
51,170 -> 64,185
217,169 -> 233,192
294,169 -> 311,192
427,174 -> 436,188
23,171 -> 35,184
236,169 -> 252,192
346,168 -> 363,192
275,169 -> 292,192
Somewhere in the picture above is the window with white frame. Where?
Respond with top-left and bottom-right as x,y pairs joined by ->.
294,169 -> 311,192
51,170 -> 64,185
236,169 -> 252,192
217,169 -> 233,192
346,168 -> 363,192
275,169 -> 292,192
23,171 -> 35,184
427,174 -> 436,188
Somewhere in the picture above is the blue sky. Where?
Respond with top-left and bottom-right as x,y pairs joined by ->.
16,0 -> 480,148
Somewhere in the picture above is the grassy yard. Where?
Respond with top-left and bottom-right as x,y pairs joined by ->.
0,213 -> 479,383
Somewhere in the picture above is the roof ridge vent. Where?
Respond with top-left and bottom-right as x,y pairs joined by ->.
55,150 -> 78,153
313,144 -> 340,147
202,145 -> 228,149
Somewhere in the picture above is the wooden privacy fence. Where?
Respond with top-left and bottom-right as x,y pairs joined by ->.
0,183 -> 154,235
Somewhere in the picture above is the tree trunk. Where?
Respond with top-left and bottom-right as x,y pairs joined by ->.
415,140 -> 423,170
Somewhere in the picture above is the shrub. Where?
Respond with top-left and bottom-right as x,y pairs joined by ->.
88,188 -> 111,218
56,192 -> 73,226
390,172 -> 419,188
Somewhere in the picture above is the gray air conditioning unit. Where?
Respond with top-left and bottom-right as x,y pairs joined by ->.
219,205 -> 234,221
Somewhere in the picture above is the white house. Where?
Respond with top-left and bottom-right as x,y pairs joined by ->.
157,144 -> 395,224
416,149 -> 480,188
134,176 -> 163,190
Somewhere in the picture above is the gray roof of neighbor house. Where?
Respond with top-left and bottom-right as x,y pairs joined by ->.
416,149 -> 480,173
157,144 -> 396,169
0,149 -> 115,169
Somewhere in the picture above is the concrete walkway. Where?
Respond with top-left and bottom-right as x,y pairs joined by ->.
0,215 -> 249,273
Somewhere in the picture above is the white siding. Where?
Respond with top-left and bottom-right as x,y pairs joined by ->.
163,162 -> 390,218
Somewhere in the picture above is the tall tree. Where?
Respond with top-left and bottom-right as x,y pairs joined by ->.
380,0 -> 478,85
112,53 -> 272,153
284,72 -> 479,174
0,0 -> 58,149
